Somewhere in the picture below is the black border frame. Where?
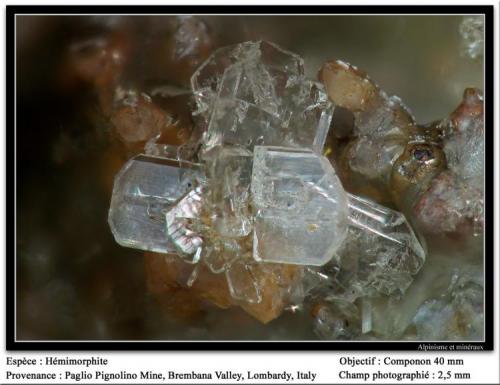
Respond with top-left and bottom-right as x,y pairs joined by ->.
6,5 -> 494,351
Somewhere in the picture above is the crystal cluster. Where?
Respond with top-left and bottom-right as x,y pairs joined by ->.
109,41 -> 429,332
320,59 -> 484,238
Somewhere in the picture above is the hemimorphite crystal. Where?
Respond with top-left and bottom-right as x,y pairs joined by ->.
193,41 -> 333,153
251,146 -> 349,266
107,40 -> 431,325
337,194 -> 426,297
225,259 -> 262,304
108,155 -> 202,253
165,186 -> 204,261
205,146 -> 253,238
191,40 -> 304,109
303,194 -> 426,304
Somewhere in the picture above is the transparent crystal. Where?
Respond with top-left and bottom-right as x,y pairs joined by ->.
279,78 -> 334,153
251,146 -> 348,266
165,187 -> 204,261
313,300 -> 361,340
205,146 -> 253,238
108,155 -> 202,253
193,41 -> 332,153
202,238 -> 240,274
144,136 -> 180,158
225,260 -> 262,304
336,194 -> 426,297
203,88 -> 283,151
191,40 -> 304,109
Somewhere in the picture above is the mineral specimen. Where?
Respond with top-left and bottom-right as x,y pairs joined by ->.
106,40 -> 485,335
111,90 -> 169,144
340,194 -> 426,297
320,59 -> 484,238
108,154 -> 202,253
192,41 -> 332,154
251,146 -> 348,266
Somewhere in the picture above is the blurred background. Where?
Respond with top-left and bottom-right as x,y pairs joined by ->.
16,15 -> 483,340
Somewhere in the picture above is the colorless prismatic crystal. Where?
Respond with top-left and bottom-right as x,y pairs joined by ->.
251,146 -> 349,266
337,194 -> 426,297
193,41 -> 333,153
108,155 -> 202,253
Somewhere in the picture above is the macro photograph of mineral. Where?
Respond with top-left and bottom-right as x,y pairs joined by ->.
15,13 -> 486,342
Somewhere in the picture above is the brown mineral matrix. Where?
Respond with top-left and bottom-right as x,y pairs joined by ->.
110,93 -> 169,144
144,252 -> 301,324
449,88 -> 484,129
318,60 -> 382,112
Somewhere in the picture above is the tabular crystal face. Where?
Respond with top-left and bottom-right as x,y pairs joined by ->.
191,40 -> 304,106
192,40 -> 333,154
251,146 -> 349,266
108,155 -> 202,253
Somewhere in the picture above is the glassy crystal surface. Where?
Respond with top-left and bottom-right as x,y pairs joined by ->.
144,137 -> 180,158
337,194 -> 426,297
202,238 -> 240,274
303,194 -> 426,308
251,146 -> 348,266
193,41 -> 333,153
205,146 -> 253,238
191,41 -> 304,114
225,260 -> 262,304
108,155 -> 202,253
312,300 -> 360,340
165,187 -> 204,261
106,40 -> 437,329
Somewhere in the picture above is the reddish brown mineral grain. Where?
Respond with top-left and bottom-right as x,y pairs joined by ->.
110,92 -> 169,144
449,88 -> 484,130
413,171 -> 483,237
318,60 -> 381,112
